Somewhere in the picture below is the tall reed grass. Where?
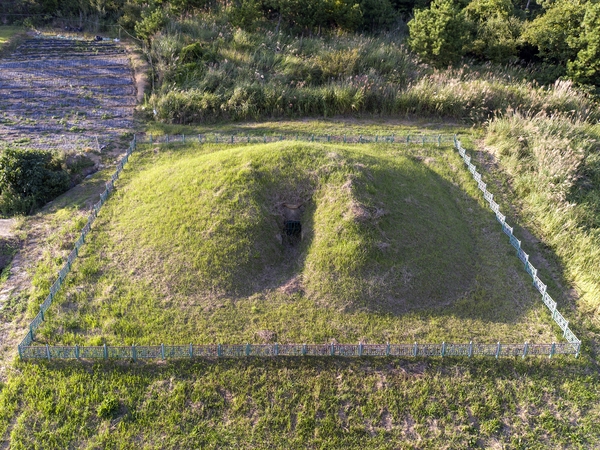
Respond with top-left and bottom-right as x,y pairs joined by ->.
485,112 -> 600,323
144,15 -> 599,124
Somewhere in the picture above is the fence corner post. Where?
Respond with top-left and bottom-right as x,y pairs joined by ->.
576,342 -> 581,358
103,343 -> 108,359
468,341 -> 473,358
161,343 -> 165,360
46,344 -> 51,360
522,342 -> 528,359
18,345 -> 23,360
549,342 -> 555,359
496,342 -> 501,359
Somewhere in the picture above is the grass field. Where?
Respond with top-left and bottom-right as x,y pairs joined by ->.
27,139 -> 563,347
0,120 -> 597,449
1,357 -> 599,449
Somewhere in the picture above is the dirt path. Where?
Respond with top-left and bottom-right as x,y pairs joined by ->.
0,35 -> 139,380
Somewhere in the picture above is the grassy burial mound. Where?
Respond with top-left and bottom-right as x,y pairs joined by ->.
34,141 -> 560,345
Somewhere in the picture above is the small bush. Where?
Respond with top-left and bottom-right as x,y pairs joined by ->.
0,148 -> 70,216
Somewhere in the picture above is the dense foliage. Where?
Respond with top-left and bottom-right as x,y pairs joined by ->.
409,0 -> 600,90
4,0 -> 599,90
0,148 -> 70,215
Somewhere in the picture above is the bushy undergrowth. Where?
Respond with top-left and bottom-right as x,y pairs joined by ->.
0,148 -> 70,216
146,16 -> 599,125
485,112 -> 600,324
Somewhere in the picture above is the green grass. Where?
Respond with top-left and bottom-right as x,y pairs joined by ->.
0,26 -> 25,56
29,140 -> 562,346
0,26 -> 23,47
1,357 -> 599,449
143,117 -> 470,139
0,121 -> 596,449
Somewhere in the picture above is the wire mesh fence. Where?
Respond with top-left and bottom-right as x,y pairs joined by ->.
18,342 -> 579,360
15,132 -> 582,361
454,138 -> 581,351
138,133 -> 457,146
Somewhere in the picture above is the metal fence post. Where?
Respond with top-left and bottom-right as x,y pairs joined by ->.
413,342 -> 418,357
40,307 -> 44,321
275,343 -> 279,356
217,344 -> 222,357
182,134 -> 185,143
132,345 -> 137,362
386,342 -> 390,356
468,341 -> 473,358
441,342 -> 446,357
46,344 -> 51,360
246,343 -> 251,356
189,343 -> 193,358
576,342 -> 581,358
495,342 -> 501,359
103,343 -> 108,359
549,342 -> 555,358
523,342 -> 528,359
18,345 -> 23,359
166,134 -> 169,144
75,344 -> 80,359
161,343 -> 165,360
330,342 -> 335,356
358,342 -> 363,357
302,344 -> 307,356
29,325 -> 34,342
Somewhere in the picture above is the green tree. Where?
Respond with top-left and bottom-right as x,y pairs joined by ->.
521,0 -> 586,65
567,2 -> 600,87
463,0 -> 522,63
408,0 -> 469,67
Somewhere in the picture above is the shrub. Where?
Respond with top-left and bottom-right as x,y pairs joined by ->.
0,148 -> 70,216
408,0 -> 470,67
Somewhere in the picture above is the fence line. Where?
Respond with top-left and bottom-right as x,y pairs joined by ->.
18,342 -> 578,360
453,138 -> 580,355
16,133 -> 582,361
18,135 -> 137,350
137,133 -> 456,146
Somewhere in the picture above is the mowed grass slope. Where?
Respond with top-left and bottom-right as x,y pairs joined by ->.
34,141 -> 559,345
1,358 -> 599,449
